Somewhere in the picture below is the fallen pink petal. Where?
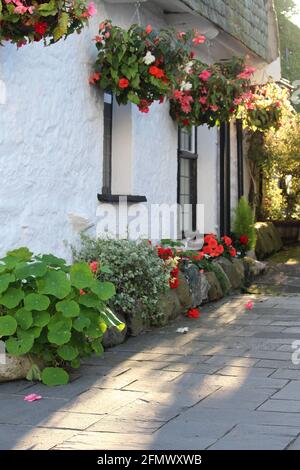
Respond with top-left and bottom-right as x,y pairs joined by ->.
24,394 -> 43,402
245,300 -> 254,310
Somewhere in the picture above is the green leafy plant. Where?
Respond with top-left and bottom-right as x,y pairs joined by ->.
0,0 -> 95,47
232,197 -> 257,253
0,247 -> 123,386
72,236 -> 170,325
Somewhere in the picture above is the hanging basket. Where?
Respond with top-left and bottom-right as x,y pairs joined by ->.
0,0 -> 96,47
89,20 -> 203,113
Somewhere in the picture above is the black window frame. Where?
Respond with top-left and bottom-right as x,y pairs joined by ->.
102,91 -> 113,195
220,122 -> 231,236
177,127 -> 198,234
236,119 -> 244,199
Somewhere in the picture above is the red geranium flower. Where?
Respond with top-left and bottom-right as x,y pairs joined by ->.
118,78 -> 130,89
145,24 -> 152,34
34,22 -> 48,35
89,261 -> 99,273
193,251 -> 204,261
157,247 -> 173,260
169,276 -> 179,289
204,234 -> 216,244
230,247 -> 237,257
187,308 -> 200,319
149,66 -> 165,79
89,72 -> 101,84
239,235 -> 249,245
222,235 -> 232,247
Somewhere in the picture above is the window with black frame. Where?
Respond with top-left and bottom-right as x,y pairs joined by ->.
102,91 -> 113,195
178,127 -> 198,234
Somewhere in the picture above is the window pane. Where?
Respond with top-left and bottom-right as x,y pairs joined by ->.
180,158 -> 190,178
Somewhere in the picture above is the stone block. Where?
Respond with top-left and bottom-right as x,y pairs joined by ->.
214,257 -> 242,289
205,271 -> 224,301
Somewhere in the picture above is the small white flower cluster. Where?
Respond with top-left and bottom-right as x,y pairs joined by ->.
143,51 -> 156,65
180,81 -> 193,91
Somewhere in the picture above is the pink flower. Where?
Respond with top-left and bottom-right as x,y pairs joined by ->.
199,70 -> 212,82
87,2 -> 97,16
210,105 -> 219,112
199,96 -> 207,105
14,5 -> 27,14
173,89 -> 183,100
193,35 -> 206,45
24,394 -> 42,402
234,97 -> 243,106
180,95 -> 194,114
237,66 -> 256,80
89,261 -> 99,273
145,24 -> 152,34
79,289 -> 86,296
245,300 -> 254,310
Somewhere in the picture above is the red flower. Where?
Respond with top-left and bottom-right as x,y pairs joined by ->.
145,24 -> 152,34
193,34 -> 206,45
89,72 -> 101,84
138,99 -> 150,113
182,119 -> 190,127
239,235 -> 249,245
216,244 -> 224,256
148,66 -> 165,79
118,78 -> 130,89
79,289 -> 86,296
230,247 -> 237,257
187,308 -> 200,319
169,276 -> 179,289
222,235 -> 232,247
89,261 -> 99,273
193,251 -> 204,261
34,22 -> 48,35
204,234 -> 216,244
157,246 -> 173,260
207,237 -> 218,249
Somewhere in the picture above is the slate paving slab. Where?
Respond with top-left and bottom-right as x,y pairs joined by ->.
1,289 -> 300,450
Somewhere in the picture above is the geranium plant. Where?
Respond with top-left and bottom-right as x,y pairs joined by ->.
0,247 -> 124,386
90,20 -> 205,112
0,0 -> 96,47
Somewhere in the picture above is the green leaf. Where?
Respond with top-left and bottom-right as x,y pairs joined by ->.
37,254 -> 67,269
78,293 -> 100,308
57,344 -> 79,361
38,270 -> 71,299
56,300 -> 80,318
41,367 -> 69,386
53,12 -> 69,42
32,311 -> 50,328
0,265 -> 7,274
15,262 -> 47,280
91,281 -> 116,301
26,364 -> 42,382
127,91 -> 140,105
47,313 -> 72,330
0,273 -> 15,294
47,322 -> 72,345
6,247 -> 33,261
72,313 -> 91,332
38,0 -> 58,17
0,315 -> 17,336
14,308 -> 33,330
0,287 -> 24,309
71,358 -> 81,369
24,293 -> 50,311
6,332 -> 34,356
70,263 -> 94,289
91,339 -> 104,355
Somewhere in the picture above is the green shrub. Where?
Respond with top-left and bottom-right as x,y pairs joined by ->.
72,236 -> 170,325
232,197 -> 257,252
0,247 -> 123,386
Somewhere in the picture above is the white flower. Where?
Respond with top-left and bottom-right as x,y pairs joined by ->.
184,61 -> 194,74
180,81 -> 193,91
143,51 -> 156,65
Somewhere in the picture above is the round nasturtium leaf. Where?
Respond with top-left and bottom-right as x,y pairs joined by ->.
47,314 -> 72,331
0,315 -> 17,336
32,311 -> 50,328
72,314 -> 91,332
41,367 -> 69,386
91,280 -> 116,301
38,270 -> 71,299
0,273 -> 15,295
57,344 -> 79,361
47,324 -> 71,345
70,263 -> 94,289
91,339 -> 104,355
78,293 -> 100,308
38,254 -> 67,269
24,293 -> 50,312
56,300 -> 80,318
14,308 -> 33,330
5,333 -> 34,356
0,287 -> 24,309
15,261 -> 47,280
7,247 -> 33,262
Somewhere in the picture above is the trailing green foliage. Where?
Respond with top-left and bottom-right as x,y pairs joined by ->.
72,236 -> 170,325
0,247 -> 123,386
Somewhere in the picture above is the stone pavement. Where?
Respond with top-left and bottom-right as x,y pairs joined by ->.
1,293 -> 300,450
